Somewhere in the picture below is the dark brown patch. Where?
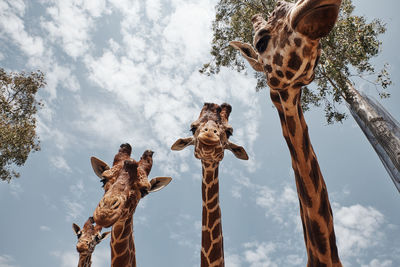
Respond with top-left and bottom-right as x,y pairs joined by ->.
201,251 -> 208,267
208,182 -> 219,201
309,157 -> 320,192
121,221 -> 132,239
270,92 -> 281,104
209,242 -> 223,263
207,195 -> 218,210
202,206 -> 207,226
318,188 -> 331,225
285,136 -> 298,163
303,45 -> 312,57
286,115 -> 296,137
269,77 -> 280,87
285,71 -> 294,80
113,238 -> 128,254
310,219 -> 327,254
305,62 -> 311,71
276,70 -> 284,78
214,167 -> 219,180
202,182 -> 206,202
264,64 -> 273,73
294,169 -> 312,207
293,82 -> 305,88
294,38 -> 302,47
205,170 -> 214,184
113,224 -> 123,239
203,162 -> 211,168
282,83 -> 290,88
288,52 -> 302,70
113,249 -> 129,266
302,130 -> 310,161
329,231 -> 340,263
208,208 -> 220,229
212,222 -> 222,240
202,230 -> 212,252
273,53 -> 283,66
279,90 -> 289,102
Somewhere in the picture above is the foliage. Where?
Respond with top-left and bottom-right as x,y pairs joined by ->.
201,0 -> 391,124
0,68 -> 45,181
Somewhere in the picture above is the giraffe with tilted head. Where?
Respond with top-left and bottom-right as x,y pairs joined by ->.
230,0 -> 343,266
91,144 -> 172,267
171,103 -> 248,267
72,216 -> 110,267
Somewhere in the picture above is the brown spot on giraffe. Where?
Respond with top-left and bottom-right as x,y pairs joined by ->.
171,103 -> 248,267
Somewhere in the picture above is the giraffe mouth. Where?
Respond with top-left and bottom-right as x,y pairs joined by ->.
292,4 -> 340,40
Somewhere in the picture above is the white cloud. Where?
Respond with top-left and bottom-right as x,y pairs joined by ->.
243,241 -> 278,267
145,0 -> 162,22
51,251 -> 77,267
361,258 -> 393,267
64,199 -> 84,221
40,225 -> 51,232
50,156 -> 72,172
0,0 -> 44,57
9,181 -> 23,199
225,253 -> 242,267
334,204 -> 385,259
0,254 -> 18,267
40,0 -> 106,59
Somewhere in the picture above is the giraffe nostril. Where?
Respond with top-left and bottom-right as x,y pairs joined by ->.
213,130 -> 217,133
205,128 -> 208,132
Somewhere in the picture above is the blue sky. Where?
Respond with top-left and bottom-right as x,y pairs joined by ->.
0,0 -> 399,266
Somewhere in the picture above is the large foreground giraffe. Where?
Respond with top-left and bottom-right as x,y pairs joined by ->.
72,216 -> 110,267
230,0 -> 343,266
171,103 -> 248,267
92,144 -> 172,267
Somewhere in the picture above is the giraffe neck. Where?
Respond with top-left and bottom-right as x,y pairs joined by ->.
201,160 -> 224,267
110,215 -> 136,267
78,254 -> 92,267
270,89 -> 342,267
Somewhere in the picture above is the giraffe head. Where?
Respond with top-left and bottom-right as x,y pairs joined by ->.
92,145 -> 172,228
72,216 -> 110,255
171,103 -> 248,162
230,0 -> 341,90
90,143 -> 132,192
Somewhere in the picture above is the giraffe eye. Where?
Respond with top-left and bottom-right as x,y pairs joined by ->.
190,126 -> 197,135
256,34 -> 271,53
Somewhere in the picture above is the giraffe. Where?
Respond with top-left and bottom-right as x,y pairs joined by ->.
171,103 -> 248,267
229,0 -> 343,266
72,216 -> 111,267
91,144 -> 172,267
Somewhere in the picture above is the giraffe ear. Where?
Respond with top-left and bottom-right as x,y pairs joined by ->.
226,141 -> 249,160
100,231 -> 111,241
171,137 -> 194,151
91,157 -> 110,179
229,41 -> 264,72
148,177 -> 172,193
72,223 -> 81,236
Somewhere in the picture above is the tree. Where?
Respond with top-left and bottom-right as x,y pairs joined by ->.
201,0 -> 391,124
0,68 -> 45,182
